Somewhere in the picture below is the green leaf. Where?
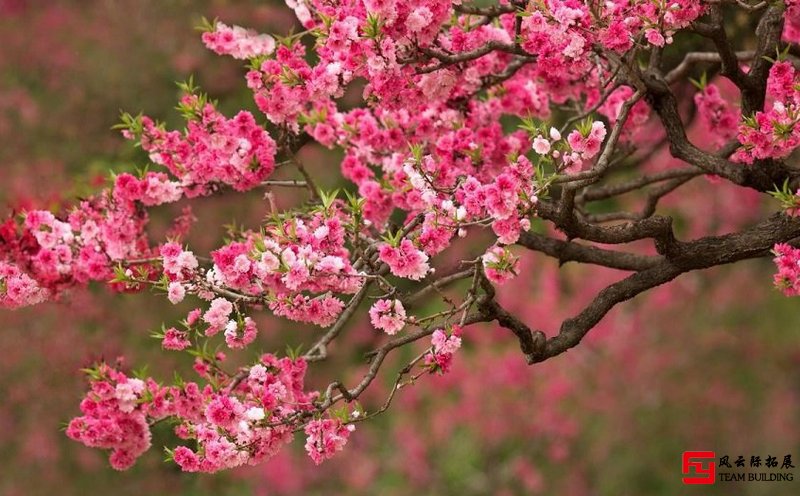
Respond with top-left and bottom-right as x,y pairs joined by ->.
381,228 -> 404,247
195,16 -> 217,33
331,405 -> 350,423
363,13 -> 384,40
768,178 -> 800,212
519,116 -> 541,135
132,364 -> 150,380
319,189 -> 340,210
111,111 -> 144,134
110,264 -> 130,283
285,343 -> 305,360
689,71 -> 707,91
80,365 -> 103,381
408,142 -> 425,164
163,446 -> 175,463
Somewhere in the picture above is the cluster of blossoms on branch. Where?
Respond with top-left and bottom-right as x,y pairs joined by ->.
66,356 -> 335,471
786,0 -> 800,45
201,21 -> 277,60
772,243 -> 800,296
733,60 -> 800,164
0,90 -> 279,310
131,95 -> 278,195
693,80 -> 740,149
2,0 -> 800,474
425,325 -> 463,373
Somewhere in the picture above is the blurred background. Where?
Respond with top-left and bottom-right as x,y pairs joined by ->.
0,1 -> 798,494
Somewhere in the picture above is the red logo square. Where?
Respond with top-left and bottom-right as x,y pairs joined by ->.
682,451 -> 716,484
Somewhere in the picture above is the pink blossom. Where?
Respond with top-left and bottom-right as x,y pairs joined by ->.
532,136 -> 551,155
202,22 -> 275,60
369,299 -> 406,335
205,394 -> 244,429
482,245 -> 520,285
203,298 -> 234,335
304,418 -> 355,465
600,21 -> 633,53
772,243 -> 800,296
167,282 -> 186,304
417,69 -> 457,101
161,243 -> 198,280
645,29 -> 666,47
379,239 -> 430,280
162,327 -> 191,351
694,83 -> 740,147
66,366 -> 153,470
426,326 -> 463,374
3,0 -> 780,480
406,7 -> 433,33
224,317 -> 258,349
0,262 -> 49,309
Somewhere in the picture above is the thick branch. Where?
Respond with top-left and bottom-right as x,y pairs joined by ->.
578,167 -> 702,202
692,7 -> 749,89
454,4 -> 516,16
664,51 -> 754,85
643,70 -> 792,192
743,4 -> 785,114
536,200 -> 678,254
516,231 -> 661,271
418,41 -> 531,74
485,213 -> 800,364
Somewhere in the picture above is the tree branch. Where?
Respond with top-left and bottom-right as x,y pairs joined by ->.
516,231 -> 662,271
485,213 -> 800,364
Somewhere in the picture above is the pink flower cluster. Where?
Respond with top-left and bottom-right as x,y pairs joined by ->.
0,261 -> 48,309
595,0 -> 704,52
785,1 -> 800,44
0,91 -> 281,308
304,418 -> 355,465
1,190 -> 152,304
162,308 -> 202,350
65,366 -> 153,470
772,243 -> 800,297
224,317 -> 258,349
425,326 -> 463,374
212,3 -> 640,254
523,120 -> 610,176
694,83 -> 740,148
7,0 -> 779,479
369,298 -> 406,335
203,297 -> 234,336
160,242 -> 199,280
113,171 -> 182,206
247,43 -> 322,129
734,62 -> 800,163
68,355 -> 332,472
202,22 -> 276,60
564,121 -> 608,173
378,239 -> 430,281
515,0 -> 703,74
167,281 -> 186,304
133,99 -> 277,196
598,86 -> 651,138
456,156 -> 538,246
270,294 -> 346,328
171,355 -> 318,472
162,326 -> 191,351
482,245 -> 521,286
201,210 -> 362,327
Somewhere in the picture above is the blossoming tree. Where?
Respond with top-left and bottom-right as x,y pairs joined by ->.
1,0 -> 800,473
